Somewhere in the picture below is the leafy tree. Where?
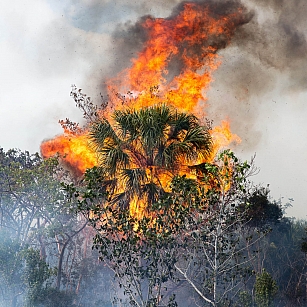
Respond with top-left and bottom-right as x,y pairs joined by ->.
0,149 -> 63,306
236,291 -> 253,307
63,104 -> 212,306
0,229 -> 25,307
301,226 -> 307,253
242,188 -> 283,228
254,269 -> 277,307
259,219 -> 307,306
65,166 -> 179,306
23,248 -> 76,307
66,145 -> 269,307
0,148 -> 68,250
23,248 -> 54,306
171,150 -> 267,307
0,148 -> 108,306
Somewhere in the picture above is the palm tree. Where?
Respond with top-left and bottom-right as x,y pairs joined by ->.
89,104 -> 212,217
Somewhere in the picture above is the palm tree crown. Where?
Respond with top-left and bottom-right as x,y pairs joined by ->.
89,104 -> 212,217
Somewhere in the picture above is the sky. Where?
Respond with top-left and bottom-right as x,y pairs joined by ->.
0,0 -> 306,218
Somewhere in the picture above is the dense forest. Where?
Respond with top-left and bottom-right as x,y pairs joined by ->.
0,104 -> 306,307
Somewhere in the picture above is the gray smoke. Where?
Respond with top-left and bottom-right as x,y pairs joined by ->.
205,0 -> 307,150
107,0 -> 253,85
62,0 -> 252,93
236,0 -> 307,91
57,0 -> 306,150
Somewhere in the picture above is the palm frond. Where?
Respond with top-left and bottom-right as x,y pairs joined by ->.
100,177 -> 118,198
165,142 -> 197,165
113,109 -> 140,140
89,104 -> 213,212
138,106 -> 170,154
121,168 -> 147,198
162,127 -> 212,166
110,191 -> 130,209
89,120 -> 119,151
99,144 -> 130,177
183,126 -> 212,160
169,112 -> 199,140
141,182 -> 164,207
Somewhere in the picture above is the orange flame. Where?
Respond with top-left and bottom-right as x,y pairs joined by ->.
210,120 -> 241,161
41,132 -> 97,177
40,2 -> 248,217
107,2 -> 247,113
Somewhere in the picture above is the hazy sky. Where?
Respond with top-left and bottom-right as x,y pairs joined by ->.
1,0 -> 306,218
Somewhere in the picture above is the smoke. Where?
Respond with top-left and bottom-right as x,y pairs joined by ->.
236,0 -> 307,90
50,0 -> 306,152
204,0 -> 307,150
1,0 -> 305,219
40,0 -> 182,98
2,0 -> 306,152
57,1 -> 250,93
71,0 -> 304,145
109,1 -> 252,73
94,1 -> 253,150
20,0 -> 304,164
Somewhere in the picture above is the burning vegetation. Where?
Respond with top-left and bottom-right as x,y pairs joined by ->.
41,0 -> 248,181
88,104 -> 212,219
3,1 -> 307,306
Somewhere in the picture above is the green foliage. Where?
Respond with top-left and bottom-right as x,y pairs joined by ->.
243,188 -> 283,228
0,148 -> 101,306
34,288 -> 75,307
170,150 -> 265,307
301,227 -> 307,253
63,105 -> 214,306
0,229 -> 25,305
237,291 -> 253,307
0,230 -> 24,285
260,219 -> 307,306
0,148 -> 70,245
23,247 -> 75,307
254,269 -> 278,307
85,181 -> 180,306
22,248 -> 55,306
66,145 -> 268,307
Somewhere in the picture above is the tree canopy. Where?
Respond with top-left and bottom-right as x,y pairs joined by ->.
89,104 -> 212,217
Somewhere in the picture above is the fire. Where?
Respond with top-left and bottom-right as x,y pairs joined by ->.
210,120 -> 241,161
107,2 -> 249,113
130,196 -> 147,221
40,1 -> 250,217
41,132 -> 97,177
